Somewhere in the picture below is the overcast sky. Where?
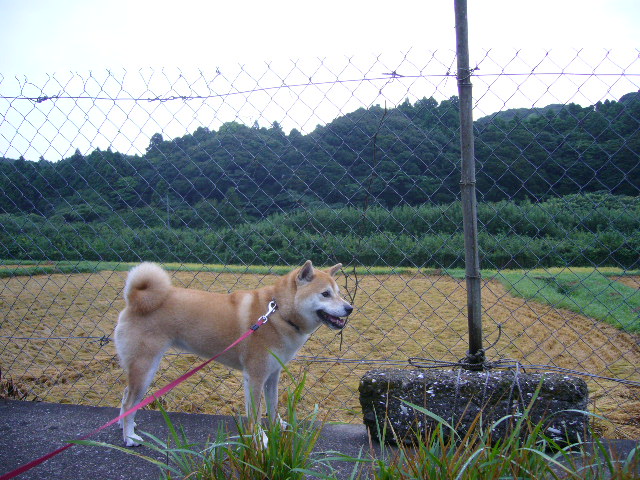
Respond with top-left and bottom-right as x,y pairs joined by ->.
1,0 -> 639,160
1,0 -> 638,74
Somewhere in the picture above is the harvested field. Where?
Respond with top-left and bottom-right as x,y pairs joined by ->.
615,275 -> 640,290
1,270 -> 639,438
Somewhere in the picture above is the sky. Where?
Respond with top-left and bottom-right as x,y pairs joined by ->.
1,0 -> 638,73
1,0 -> 639,160
0,0 -> 640,75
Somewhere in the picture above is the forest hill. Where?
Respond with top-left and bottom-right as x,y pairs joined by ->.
1,91 -> 638,218
0,92 -> 638,268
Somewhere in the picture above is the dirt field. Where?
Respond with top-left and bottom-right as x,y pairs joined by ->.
1,270 -> 639,438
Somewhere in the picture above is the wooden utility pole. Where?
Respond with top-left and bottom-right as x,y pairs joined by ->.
454,0 -> 484,369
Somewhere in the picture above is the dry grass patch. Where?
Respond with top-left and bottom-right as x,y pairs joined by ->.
614,275 -> 640,290
1,270 -> 638,438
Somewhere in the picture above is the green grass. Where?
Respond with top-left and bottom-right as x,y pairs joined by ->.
75,383 -> 640,480
496,269 -> 640,333
0,259 -> 446,278
0,260 -> 291,278
75,369 -> 335,479
0,260 -> 130,278
366,398 -> 640,480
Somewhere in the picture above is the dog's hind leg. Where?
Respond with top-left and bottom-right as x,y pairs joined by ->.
120,348 -> 166,446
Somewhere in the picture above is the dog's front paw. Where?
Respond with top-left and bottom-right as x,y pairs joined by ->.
124,433 -> 144,447
277,414 -> 291,430
257,426 -> 269,449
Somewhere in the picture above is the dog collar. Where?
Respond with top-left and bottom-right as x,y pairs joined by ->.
270,297 -> 300,332
286,319 -> 301,332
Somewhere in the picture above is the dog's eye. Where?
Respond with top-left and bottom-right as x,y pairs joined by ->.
321,290 -> 331,298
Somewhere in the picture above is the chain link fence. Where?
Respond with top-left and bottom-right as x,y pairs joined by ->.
1,49 -> 639,438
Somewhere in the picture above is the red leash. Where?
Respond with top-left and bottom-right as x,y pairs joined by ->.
0,301 -> 277,480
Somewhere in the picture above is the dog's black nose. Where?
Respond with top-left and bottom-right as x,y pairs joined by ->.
345,305 -> 354,316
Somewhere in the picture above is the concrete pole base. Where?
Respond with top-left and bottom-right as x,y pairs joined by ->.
359,368 -> 590,446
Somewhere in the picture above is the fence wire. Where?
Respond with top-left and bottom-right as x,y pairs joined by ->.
0,49 -> 639,438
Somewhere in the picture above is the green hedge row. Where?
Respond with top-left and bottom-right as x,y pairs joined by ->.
2,215 -> 638,269
2,193 -> 638,269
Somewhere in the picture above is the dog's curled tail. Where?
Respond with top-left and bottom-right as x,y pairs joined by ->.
124,262 -> 172,314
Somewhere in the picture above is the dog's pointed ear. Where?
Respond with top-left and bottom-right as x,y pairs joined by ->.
297,260 -> 315,284
328,263 -> 343,277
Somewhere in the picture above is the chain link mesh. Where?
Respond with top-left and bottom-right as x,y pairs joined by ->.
1,49 -> 639,437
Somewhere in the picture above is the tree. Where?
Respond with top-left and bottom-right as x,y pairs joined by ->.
146,133 -> 164,154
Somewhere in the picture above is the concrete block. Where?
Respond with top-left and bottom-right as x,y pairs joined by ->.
359,368 -> 590,445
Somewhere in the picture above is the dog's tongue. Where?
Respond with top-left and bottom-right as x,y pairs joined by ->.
327,315 -> 346,328
318,310 -> 347,329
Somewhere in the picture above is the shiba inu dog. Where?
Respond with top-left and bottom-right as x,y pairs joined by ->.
114,260 -> 353,446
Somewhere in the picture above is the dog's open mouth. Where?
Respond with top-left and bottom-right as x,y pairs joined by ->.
317,310 -> 347,330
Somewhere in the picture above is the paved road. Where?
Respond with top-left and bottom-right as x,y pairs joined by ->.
0,400 -> 375,479
1,400 -> 638,479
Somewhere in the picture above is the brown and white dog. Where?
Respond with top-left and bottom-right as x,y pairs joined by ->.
114,260 -> 353,446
